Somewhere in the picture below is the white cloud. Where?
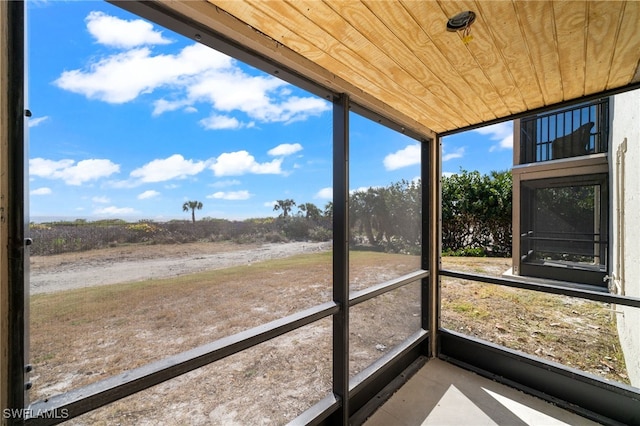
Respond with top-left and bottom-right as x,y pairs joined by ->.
94,206 -> 137,215
30,158 -> 74,177
274,96 -> 330,124
264,200 -> 278,208
474,121 -> 513,151
199,114 -> 242,130
55,44 -> 232,104
152,99 -> 186,116
153,100 -> 205,117
443,147 -> 465,162
207,190 -> 251,200
61,160 -> 120,185
29,158 -> 120,185
211,179 -> 241,188
315,187 -> 333,199
92,196 -> 110,203
28,116 -> 49,128
130,154 -> 207,183
30,187 -> 51,195
86,11 -> 172,48
56,16 -> 330,126
209,151 -> 282,176
28,0 -> 49,7
268,143 -> 303,156
384,143 -> 420,171
138,190 -> 160,200
189,72 -> 327,124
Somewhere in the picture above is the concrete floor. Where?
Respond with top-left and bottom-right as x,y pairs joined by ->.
364,358 -> 600,426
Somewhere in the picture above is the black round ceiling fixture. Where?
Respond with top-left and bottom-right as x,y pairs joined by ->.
446,11 -> 476,32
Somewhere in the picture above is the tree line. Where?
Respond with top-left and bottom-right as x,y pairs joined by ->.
347,170 -> 511,256
31,170 -> 512,257
441,170 -> 512,257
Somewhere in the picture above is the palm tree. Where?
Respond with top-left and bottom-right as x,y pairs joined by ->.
324,201 -> 333,220
298,202 -> 322,220
182,200 -> 203,223
273,199 -> 296,218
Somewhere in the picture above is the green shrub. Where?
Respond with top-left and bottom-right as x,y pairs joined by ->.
443,247 -> 487,257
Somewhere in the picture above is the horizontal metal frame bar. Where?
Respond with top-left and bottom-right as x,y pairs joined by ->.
26,301 -> 339,425
524,236 -> 607,244
526,230 -> 604,236
518,264 -> 607,288
439,329 -> 640,425
349,270 -> 428,307
349,102 -> 427,142
522,257 -> 605,270
440,269 -> 640,308
349,355 -> 428,426
349,330 -> 427,394
287,393 -> 340,426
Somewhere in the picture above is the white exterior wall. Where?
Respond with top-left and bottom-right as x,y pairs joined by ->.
610,89 -> 640,387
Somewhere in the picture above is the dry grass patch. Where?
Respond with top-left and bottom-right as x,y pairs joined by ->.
28,249 -> 629,424
441,256 -> 629,384
30,249 -> 421,403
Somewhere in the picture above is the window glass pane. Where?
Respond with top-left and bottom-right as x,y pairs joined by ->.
28,1 -> 332,404
520,176 -> 608,286
441,124 -> 513,262
528,185 -> 602,263
519,100 -> 608,164
348,112 -> 422,291
441,277 -> 636,389
350,281 -> 421,378
70,319 -> 332,424
347,112 -> 422,377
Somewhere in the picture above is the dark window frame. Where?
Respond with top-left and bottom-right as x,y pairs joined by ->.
519,174 -> 609,287
519,99 -> 609,164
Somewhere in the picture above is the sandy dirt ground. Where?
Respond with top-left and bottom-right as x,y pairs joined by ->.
30,241 -> 332,294
28,241 -> 419,425
27,245 -> 628,424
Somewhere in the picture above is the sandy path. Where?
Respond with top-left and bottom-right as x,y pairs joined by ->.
30,241 -> 332,294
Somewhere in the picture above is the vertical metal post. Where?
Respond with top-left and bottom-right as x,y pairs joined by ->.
4,0 -> 28,419
0,1 -> 10,419
420,139 -> 430,351
422,136 -> 440,357
512,120 -> 521,276
332,94 -> 349,423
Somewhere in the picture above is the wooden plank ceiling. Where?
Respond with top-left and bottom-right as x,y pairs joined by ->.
160,0 -> 640,136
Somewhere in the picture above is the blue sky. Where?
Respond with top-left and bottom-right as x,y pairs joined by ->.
27,1 -> 513,222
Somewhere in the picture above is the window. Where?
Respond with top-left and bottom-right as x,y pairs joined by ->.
513,98 -> 610,287
519,99 -> 609,164
519,175 -> 608,286
27,2 -> 335,421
